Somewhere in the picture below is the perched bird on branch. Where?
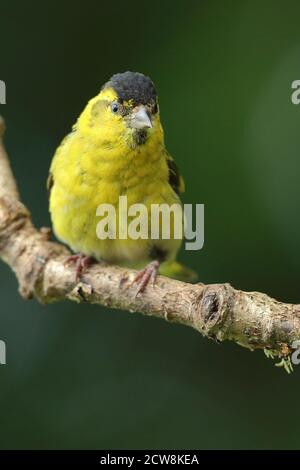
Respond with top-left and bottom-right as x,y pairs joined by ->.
48,71 -> 197,293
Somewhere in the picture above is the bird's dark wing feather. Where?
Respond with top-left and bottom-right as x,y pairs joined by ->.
47,172 -> 54,193
165,151 -> 185,195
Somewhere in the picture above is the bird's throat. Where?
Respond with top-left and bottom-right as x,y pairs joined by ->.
133,128 -> 148,146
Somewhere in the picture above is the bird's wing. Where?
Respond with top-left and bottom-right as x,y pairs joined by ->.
47,171 -> 54,193
165,151 -> 185,195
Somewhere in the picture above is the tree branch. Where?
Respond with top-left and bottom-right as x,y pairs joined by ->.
0,116 -> 299,369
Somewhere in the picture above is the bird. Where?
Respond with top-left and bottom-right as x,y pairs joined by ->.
48,71 -> 197,293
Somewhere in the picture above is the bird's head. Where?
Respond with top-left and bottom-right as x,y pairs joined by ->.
77,71 -> 163,148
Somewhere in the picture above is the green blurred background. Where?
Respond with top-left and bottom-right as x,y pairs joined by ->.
1,0 -> 300,449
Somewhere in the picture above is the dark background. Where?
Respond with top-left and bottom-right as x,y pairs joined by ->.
1,0 -> 300,449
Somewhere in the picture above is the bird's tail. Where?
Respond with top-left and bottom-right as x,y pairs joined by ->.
159,260 -> 198,283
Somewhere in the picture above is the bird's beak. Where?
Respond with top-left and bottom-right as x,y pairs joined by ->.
129,106 -> 152,129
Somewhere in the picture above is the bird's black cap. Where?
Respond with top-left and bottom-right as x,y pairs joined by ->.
103,71 -> 157,105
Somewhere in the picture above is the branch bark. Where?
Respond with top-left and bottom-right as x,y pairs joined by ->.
0,116 -> 299,369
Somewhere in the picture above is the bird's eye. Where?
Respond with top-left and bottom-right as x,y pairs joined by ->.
111,102 -> 120,114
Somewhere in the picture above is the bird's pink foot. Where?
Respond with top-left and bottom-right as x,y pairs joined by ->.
65,254 -> 94,281
132,260 -> 160,297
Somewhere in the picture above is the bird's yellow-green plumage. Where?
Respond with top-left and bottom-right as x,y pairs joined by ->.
48,71 -> 197,282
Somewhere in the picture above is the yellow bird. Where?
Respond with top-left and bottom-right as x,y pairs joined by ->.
48,71 -> 197,292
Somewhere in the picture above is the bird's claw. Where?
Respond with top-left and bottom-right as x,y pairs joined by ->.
65,254 -> 94,282
131,260 -> 160,297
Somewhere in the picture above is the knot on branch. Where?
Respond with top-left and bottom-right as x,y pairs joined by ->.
193,283 -> 234,341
